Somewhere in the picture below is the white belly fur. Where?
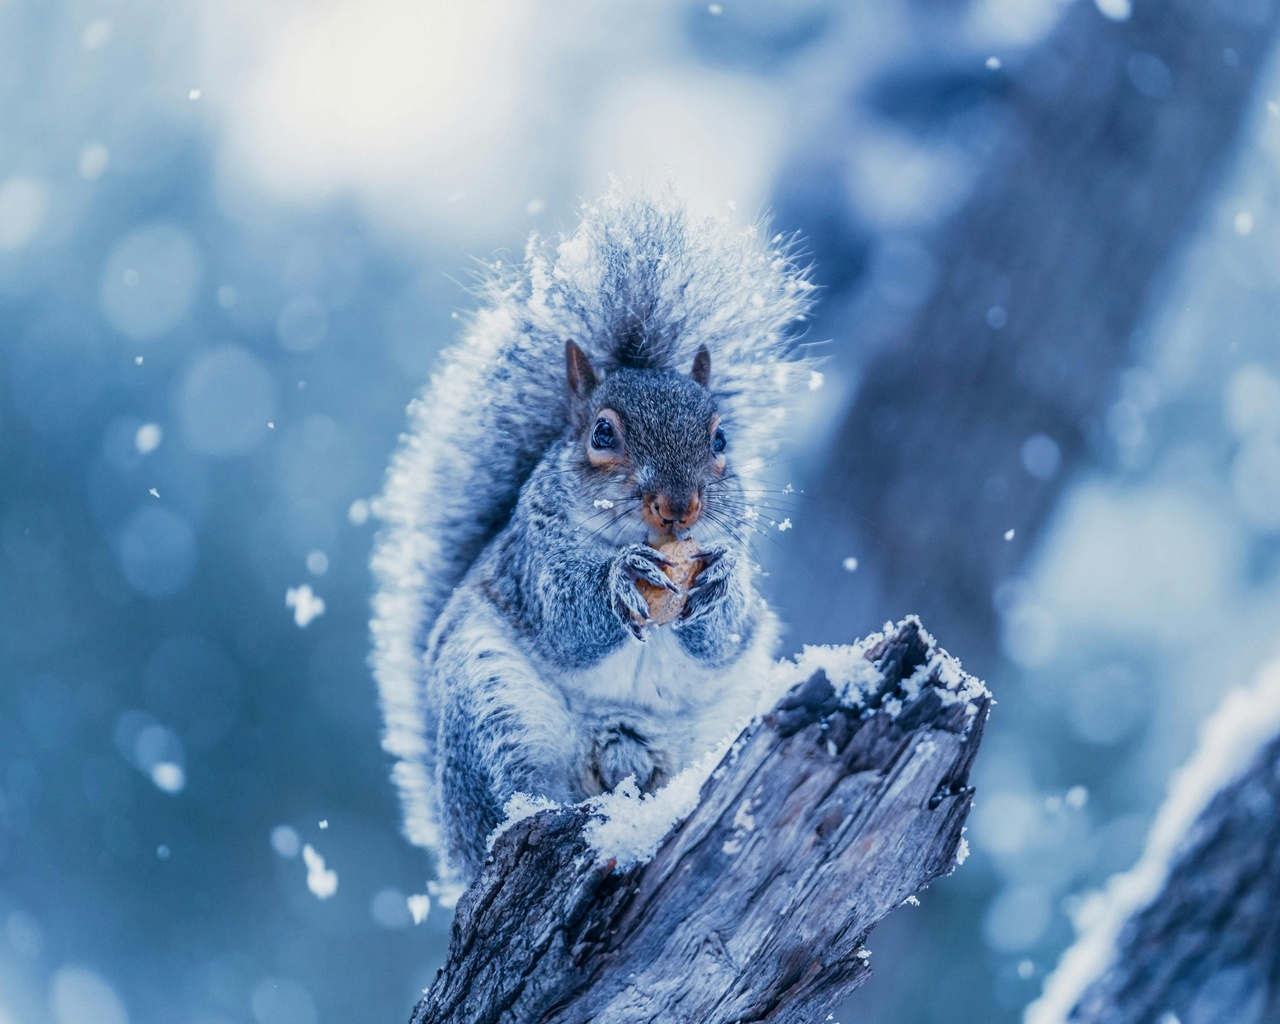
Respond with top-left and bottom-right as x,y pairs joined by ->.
554,624 -> 773,776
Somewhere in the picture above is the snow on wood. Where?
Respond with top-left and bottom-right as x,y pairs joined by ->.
1028,652 -> 1280,1024
411,618 -> 990,1024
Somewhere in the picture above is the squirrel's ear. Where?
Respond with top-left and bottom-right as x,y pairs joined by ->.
565,340 -> 598,399
691,345 -> 712,388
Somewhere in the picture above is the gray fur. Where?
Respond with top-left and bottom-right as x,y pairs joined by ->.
371,187 -> 816,871
430,367 -> 775,878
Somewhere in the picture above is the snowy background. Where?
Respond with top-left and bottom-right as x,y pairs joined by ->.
2,1 -> 1279,1023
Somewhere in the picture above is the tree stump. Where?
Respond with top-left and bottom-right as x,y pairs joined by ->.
1029,658 -> 1280,1024
1067,732 -> 1280,1023
411,618 -> 990,1024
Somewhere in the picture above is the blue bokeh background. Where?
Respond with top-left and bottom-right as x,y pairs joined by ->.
3,2 -> 1280,1023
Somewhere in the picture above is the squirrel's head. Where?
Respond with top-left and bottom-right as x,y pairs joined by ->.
565,340 -> 726,538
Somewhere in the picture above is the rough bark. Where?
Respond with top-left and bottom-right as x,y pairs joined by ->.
789,0 -> 1280,657
410,619 -> 989,1024
1067,732 -> 1280,1024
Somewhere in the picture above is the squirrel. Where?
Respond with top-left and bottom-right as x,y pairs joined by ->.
371,187 -> 818,881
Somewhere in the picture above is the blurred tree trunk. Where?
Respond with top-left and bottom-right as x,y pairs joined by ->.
788,0 -> 1280,661
1065,731 -> 1280,1023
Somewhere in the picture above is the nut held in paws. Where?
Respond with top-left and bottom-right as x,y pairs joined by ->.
635,537 -> 704,625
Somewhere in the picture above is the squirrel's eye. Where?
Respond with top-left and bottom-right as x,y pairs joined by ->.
712,426 -> 727,455
591,418 -> 616,449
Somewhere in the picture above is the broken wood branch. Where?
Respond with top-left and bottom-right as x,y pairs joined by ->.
411,618 -> 990,1024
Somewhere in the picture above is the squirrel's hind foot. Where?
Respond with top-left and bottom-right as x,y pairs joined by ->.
584,724 -> 668,795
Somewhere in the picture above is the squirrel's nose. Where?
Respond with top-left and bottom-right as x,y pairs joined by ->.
648,493 -> 702,531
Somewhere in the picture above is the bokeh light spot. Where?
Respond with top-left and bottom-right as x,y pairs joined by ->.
50,967 -> 129,1024
370,888 -> 411,929
1232,438 -> 1280,531
1225,364 -> 1280,439
134,723 -> 185,776
1094,0 -> 1132,21
1020,433 -> 1062,481
177,345 -> 277,456
0,176 -> 49,250
116,505 -> 198,597
150,762 -> 186,794
276,296 -> 329,352
135,423 -> 163,454
983,885 -> 1052,952
79,143 -> 110,180
271,825 -> 301,858
81,19 -> 113,50
100,223 -> 202,341
1066,663 -> 1150,745
6,912 -> 42,959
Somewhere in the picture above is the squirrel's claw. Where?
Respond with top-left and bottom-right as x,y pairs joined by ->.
623,618 -> 650,642
677,549 -> 735,627
635,565 -> 680,593
678,585 -> 725,626
609,546 -> 668,640
619,546 -> 679,592
626,546 -> 674,570
687,548 -> 733,597
692,546 -> 727,569
612,579 -> 652,623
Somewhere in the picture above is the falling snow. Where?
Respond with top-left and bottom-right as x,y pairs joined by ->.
407,894 -> 431,924
150,762 -> 185,793
135,423 -> 162,453
302,844 -> 338,899
286,584 -> 326,627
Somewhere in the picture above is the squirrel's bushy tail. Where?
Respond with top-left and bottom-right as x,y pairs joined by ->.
371,184 -> 818,854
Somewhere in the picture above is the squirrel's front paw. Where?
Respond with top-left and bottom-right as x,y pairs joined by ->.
676,547 -> 735,626
608,544 -> 677,640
